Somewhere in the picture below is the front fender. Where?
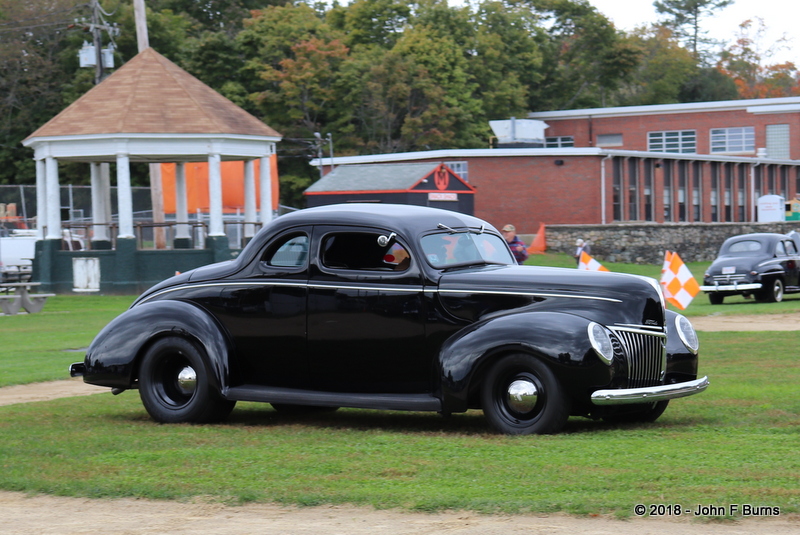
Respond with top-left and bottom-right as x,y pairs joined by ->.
438,311 -> 618,413
665,310 -> 700,382
83,300 -> 232,391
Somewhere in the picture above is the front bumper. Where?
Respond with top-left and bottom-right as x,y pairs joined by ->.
69,362 -> 86,377
700,282 -> 761,292
591,376 -> 709,405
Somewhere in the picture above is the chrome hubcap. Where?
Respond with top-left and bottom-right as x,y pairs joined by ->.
176,366 -> 197,395
507,379 -> 538,414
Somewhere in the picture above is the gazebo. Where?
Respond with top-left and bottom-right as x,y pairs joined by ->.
22,48 -> 282,293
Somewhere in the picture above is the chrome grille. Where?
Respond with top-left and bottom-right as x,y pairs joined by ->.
609,326 -> 666,388
711,274 -> 747,283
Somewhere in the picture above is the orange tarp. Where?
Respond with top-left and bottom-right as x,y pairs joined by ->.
161,155 -> 279,215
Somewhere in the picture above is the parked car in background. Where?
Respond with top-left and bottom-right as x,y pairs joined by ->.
71,204 -> 707,435
700,232 -> 800,304
0,229 -> 36,282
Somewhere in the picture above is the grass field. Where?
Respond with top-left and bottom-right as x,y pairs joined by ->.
0,267 -> 799,517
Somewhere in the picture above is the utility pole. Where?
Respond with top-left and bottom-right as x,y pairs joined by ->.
91,0 -> 104,84
132,0 -> 166,249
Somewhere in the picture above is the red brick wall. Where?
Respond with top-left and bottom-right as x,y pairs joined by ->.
543,109 -> 800,158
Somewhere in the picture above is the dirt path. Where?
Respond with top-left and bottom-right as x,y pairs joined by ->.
2,313 -> 799,534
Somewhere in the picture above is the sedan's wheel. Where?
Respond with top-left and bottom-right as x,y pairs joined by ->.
756,278 -> 784,303
139,337 -> 235,423
480,354 -> 569,435
708,293 -> 724,305
603,400 -> 669,424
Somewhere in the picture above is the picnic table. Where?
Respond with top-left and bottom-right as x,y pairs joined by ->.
0,282 -> 55,315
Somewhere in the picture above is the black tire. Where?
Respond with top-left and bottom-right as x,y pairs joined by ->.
708,293 -> 724,305
756,278 -> 784,303
271,404 -> 339,414
603,400 -> 669,424
480,353 -> 569,435
139,337 -> 235,423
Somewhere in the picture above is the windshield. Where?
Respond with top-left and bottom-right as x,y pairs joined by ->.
420,232 -> 515,268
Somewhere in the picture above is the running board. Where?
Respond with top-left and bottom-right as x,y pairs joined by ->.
225,385 -> 442,412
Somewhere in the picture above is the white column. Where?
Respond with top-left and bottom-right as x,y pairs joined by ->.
244,159 -> 256,238
208,153 -> 224,236
259,150 -> 273,226
35,158 -> 46,240
175,163 -> 190,240
90,163 -> 110,242
45,156 -> 61,240
100,163 -> 112,230
116,153 -> 135,239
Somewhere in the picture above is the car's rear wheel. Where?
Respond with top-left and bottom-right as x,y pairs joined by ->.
139,337 -> 235,423
603,400 -> 669,424
708,293 -> 724,305
480,353 -> 569,435
756,278 -> 784,302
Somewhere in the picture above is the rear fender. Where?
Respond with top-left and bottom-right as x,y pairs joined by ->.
84,300 -> 232,391
438,311 -> 615,413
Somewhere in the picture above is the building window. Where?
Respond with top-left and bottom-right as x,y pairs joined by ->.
710,163 -> 720,222
597,133 -> 623,147
445,161 -> 468,182
710,126 -> 755,154
612,158 -> 622,221
663,161 -> 673,222
545,136 -> 574,148
693,161 -> 702,221
628,158 -> 639,220
766,124 -> 790,159
648,130 -> 696,153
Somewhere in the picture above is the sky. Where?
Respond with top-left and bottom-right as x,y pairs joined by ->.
586,0 -> 798,66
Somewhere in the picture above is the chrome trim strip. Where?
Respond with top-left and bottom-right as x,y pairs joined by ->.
590,376 -> 709,405
700,283 -> 761,292
140,281 -> 624,304
436,289 -> 622,303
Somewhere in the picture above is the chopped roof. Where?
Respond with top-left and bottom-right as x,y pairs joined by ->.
26,48 -> 280,140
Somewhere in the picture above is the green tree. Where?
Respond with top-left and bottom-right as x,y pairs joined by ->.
613,25 -> 696,105
528,0 -> 642,109
653,0 -> 733,62
0,0 -> 88,185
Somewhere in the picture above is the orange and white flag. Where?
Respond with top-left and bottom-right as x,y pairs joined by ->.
660,251 -> 700,310
578,251 -> 609,272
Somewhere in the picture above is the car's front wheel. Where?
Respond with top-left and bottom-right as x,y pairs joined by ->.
480,353 -> 569,435
139,337 -> 236,423
756,278 -> 784,303
708,293 -> 724,305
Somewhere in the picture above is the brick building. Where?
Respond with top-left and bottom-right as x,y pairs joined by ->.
308,97 -> 800,234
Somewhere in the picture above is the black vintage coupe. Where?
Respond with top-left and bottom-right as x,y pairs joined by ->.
700,232 -> 800,304
71,204 -> 707,434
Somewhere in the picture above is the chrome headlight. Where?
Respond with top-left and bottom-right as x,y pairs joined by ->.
675,314 -> 699,354
588,322 -> 614,365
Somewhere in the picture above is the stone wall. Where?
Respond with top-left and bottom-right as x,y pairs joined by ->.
528,222 -> 800,265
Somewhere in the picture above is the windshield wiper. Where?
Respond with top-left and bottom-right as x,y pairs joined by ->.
437,223 -> 485,234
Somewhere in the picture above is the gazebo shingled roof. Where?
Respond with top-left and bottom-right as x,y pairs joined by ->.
26,47 -> 280,139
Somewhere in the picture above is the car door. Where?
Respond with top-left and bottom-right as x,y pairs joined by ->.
306,225 -> 429,394
215,228 -> 310,389
780,238 -> 800,288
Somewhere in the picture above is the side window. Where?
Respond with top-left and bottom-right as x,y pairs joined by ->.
776,241 -> 787,256
262,233 -> 309,268
786,240 -> 799,255
321,232 -> 411,271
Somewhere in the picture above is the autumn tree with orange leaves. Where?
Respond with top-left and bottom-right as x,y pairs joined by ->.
718,18 -> 800,99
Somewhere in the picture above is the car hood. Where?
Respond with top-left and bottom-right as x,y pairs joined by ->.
436,265 -> 666,327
